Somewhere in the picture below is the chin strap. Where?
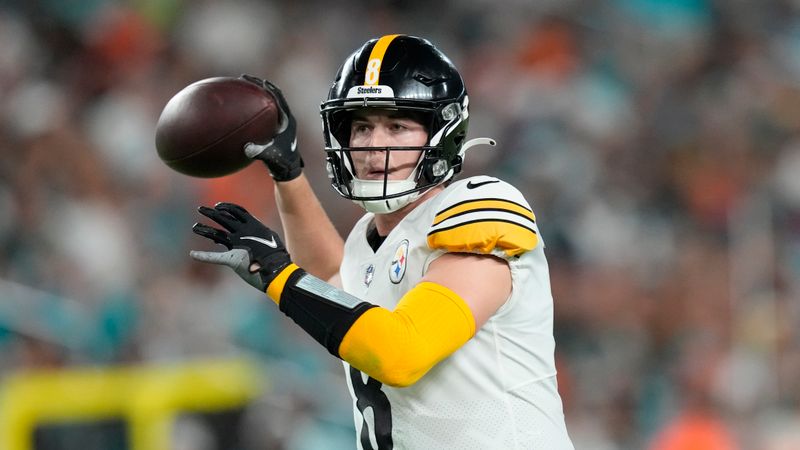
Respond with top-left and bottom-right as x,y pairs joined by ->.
460,137 -> 497,156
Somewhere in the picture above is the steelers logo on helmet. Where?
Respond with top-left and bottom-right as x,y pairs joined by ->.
321,34 -> 491,214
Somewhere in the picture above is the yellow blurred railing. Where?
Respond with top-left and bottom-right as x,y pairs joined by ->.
0,357 -> 265,450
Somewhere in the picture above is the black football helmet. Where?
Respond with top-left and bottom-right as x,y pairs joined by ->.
320,34 -> 493,213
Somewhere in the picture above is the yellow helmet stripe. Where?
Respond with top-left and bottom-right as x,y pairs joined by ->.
364,34 -> 402,86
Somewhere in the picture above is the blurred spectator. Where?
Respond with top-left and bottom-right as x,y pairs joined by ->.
1,0 -> 799,448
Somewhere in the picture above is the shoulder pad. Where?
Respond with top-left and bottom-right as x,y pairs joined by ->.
426,177 -> 539,257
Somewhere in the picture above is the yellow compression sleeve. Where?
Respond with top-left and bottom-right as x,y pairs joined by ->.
338,281 -> 476,388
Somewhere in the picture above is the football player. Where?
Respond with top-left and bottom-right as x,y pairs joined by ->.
191,35 -> 574,449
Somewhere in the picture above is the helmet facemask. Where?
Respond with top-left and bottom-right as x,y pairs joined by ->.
322,102 -> 469,214
320,35 -> 472,214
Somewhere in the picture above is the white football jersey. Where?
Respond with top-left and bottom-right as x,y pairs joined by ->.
339,176 -> 573,450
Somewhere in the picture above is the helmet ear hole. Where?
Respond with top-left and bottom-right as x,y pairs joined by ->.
422,158 -> 450,183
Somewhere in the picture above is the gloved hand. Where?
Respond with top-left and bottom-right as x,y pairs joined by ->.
190,202 -> 292,292
240,74 -> 304,181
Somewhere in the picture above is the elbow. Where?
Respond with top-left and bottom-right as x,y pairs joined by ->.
365,355 -> 431,388
383,377 -> 418,388
379,370 -> 423,388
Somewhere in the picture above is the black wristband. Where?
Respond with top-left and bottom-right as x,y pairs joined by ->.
271,157 -> 303,182
254,146 -> 304,182
278,269 -> 376,356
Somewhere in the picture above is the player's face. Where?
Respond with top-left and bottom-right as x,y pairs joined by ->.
349,110 -> 427,181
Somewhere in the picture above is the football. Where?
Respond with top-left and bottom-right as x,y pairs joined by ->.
155,77 -> 280,178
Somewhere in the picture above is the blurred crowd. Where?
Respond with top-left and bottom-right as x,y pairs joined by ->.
1,0 -> 800,449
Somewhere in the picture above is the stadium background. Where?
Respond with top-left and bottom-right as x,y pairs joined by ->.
1,0 -> 799,448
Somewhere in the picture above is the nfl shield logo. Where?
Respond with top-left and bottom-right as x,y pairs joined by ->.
389,240 -> 409,284
364,264 -> 374,287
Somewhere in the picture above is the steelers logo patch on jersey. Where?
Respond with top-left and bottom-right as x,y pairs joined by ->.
389,239 -> 409,283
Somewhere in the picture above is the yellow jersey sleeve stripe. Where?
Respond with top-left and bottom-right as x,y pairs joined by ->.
364,34 -> 402,86
427,219 -> 539,257
433,198 -> 535,225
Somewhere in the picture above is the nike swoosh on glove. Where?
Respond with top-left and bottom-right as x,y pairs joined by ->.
190,202 -> 292,292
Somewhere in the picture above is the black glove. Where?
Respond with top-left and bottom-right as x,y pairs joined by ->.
240,74 -> 304,181
190,202 -> 292,292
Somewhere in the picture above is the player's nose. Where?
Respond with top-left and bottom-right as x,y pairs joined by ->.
368,125 -> 392,148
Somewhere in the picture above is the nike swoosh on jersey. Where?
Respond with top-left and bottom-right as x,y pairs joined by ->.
241,235 -> 278,248
466,179 -> 500,189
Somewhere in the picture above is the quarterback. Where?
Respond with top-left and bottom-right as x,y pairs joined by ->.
191,35 -> 573,449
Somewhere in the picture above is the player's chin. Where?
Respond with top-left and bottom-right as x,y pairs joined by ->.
361,170 -> 414,181
361,171 -> 388,180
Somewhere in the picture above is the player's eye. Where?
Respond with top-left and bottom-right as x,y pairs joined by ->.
351,122 -> 371,135
389,121 -> 410,132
